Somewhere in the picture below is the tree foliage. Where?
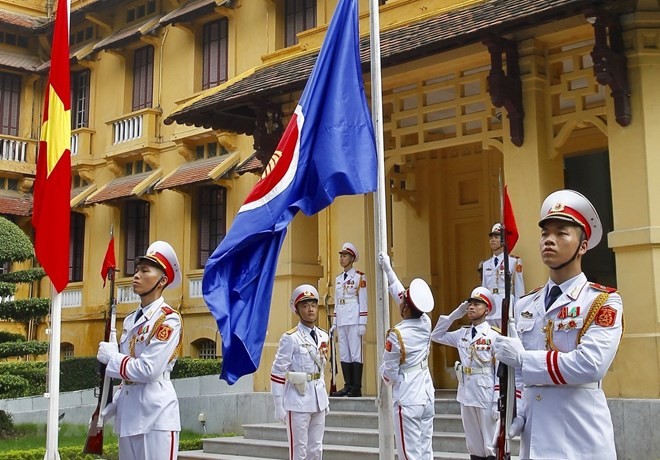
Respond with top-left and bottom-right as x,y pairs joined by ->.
0,217 -> 33,263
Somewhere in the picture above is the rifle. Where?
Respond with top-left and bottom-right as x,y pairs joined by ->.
327,307 -> 337,394
83,266 -> 117,454
496,175 -> 516,460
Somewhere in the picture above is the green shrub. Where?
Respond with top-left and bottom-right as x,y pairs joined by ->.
0,267 -> 46,284
0,217 -> 33,263
0,298 -> 51,322
0,341 -> 49,359
0,331 -> 26,343
60,358 -> 103,393
0,409 -> 14,437
0,374 -> 29,399
171,357 -> 222,379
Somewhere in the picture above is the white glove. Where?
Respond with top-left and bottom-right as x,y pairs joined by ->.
491,404 -> 500,421
378,252 -> 397,284
97,341 -> 119,365
449,301 -> 469,321
273,396 -> 286,424
493,327 -> 524,368
358,324 -> 366,336
329,324 -> 336,336
508,415 -> 525,438
101,402 -> 117,422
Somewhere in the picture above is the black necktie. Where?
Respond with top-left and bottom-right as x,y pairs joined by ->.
545,285 -> 562,311
344,272 -> 348,280
494,256 -> 499,267
471,326 -> 477,339
134,308 -> 144,322
310,329 -> 317,344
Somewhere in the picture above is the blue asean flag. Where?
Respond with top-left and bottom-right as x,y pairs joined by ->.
203,0 -> 377,384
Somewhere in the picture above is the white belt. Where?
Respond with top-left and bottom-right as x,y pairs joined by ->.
123,372 -> 170,385
525,382 -> 599,389
401,358 -> 428,374
459,365 -> 490,375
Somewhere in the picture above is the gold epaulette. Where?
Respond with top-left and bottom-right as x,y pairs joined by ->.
317,327 -> 327,334
356,270 -> 364,275
286,327 -> 298,335
491,326 -> 502,334
521,286 -> 543,298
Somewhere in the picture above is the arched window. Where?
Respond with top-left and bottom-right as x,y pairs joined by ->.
192,338 -> 216,360
61,342 -> 74,360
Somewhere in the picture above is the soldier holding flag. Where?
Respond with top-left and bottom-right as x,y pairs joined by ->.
493,190 -> 623,459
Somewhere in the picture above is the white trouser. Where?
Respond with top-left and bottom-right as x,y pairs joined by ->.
337,324 -> 362,362
393,400 -> 434,460
286,410 -> 326,460
460,404 -> 498,457
118,430 -> 179,460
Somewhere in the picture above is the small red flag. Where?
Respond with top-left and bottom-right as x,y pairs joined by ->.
503,186 -> 519,251
101,237 -> 116,288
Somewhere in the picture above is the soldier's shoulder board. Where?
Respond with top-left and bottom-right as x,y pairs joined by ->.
490,326 -> 502,334
356,270 -> 365,276
511,254 -> 520,259
286,327 -> 298,335
161,305 -> 177,315
522,286 -> 543,298
317,327 -> 328,334
589,282 -> 617,293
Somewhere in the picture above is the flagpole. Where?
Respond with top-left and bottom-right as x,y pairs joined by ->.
44,284 -> 62,460
368,0 -> 394,457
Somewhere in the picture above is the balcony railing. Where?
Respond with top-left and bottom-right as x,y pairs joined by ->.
62,289 -> 82,308
189,276 -> 203,299
71,133 -> 79,156
70,128 -> 94,158
106,108 -> 162,157
113,115 -> 143,145
0,136 -> 34,163
117,285 -> 140,304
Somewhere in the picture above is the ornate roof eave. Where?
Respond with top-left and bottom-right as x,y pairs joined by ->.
165,0 -> 631,133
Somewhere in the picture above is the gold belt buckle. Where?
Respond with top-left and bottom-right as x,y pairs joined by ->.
463,367 -> 473,375
339,299 -> 345,304
122,379 -> 135,385
492,288 -> 499,294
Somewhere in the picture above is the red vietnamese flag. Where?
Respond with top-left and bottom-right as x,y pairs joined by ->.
32,0 -> 71,293
503,185 -> 519,251
101,236 -> 116,288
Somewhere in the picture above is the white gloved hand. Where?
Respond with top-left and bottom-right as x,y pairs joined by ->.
493,327 -> 525,368
273,396 -> 286,424
329,324 -> 336,336
491,404 -> 500,421
449,301 -> 469,320
97,341 -> 119,365
378,252 -> 397,284
508,415 -> 525,438
358,324 -> 366,336
101,401 -> 117,422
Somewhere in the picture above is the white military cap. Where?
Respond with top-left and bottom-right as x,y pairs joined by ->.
404,278 -> 434,313
289,284 -> 319,313
339,242 -> 359,262
489,223 -> 502,236
136,241 -> 182,288
469,286 -> 496,312
539,189 -> 602,250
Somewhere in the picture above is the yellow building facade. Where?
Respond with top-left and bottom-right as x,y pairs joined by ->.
0,0 -> 657,399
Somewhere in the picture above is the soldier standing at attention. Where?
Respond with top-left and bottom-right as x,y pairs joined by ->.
378,252 -> 435,460
330,242 -> 367,397
480,223 -> 525,329
271,285 -> 330,460
97,241 -> 183,460
432,287 -> 500,460
494,190 -> 623,460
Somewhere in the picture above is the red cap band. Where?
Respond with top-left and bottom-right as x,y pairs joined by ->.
546,205 -> 591,240
152,252 -> 175,286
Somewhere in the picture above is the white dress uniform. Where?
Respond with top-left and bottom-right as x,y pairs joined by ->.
481,254 -> 524,327
334,267 -> 367,362
105,296 -> 182,459
432,318 -> 499,458
379,280 -> 435,460
271,323 -> 330,460
513,273 -> 622,460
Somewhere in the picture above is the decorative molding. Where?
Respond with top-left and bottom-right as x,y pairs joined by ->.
216,132 -> 238,152
585,8 -> 631,127
389,162 -> 419,215
176,141 -> 195,161
482,33 -> 524,147
142,151 -> 160,169
107,160 -> 123,177
85,13 -> 113,34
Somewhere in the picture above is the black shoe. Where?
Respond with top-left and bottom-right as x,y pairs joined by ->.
347,387 -> 362,397
330,387 -> 350,397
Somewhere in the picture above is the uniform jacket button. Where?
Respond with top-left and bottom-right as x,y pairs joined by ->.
536,394 -> 542,401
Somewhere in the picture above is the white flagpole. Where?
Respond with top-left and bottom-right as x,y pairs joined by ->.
44,285 -> 62,460
368,0 -> 394,458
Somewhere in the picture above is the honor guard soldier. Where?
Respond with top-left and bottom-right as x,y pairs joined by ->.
378,252 -> 435,460
494,190 -> 623,460
330,242 -> 368,397
432,287 -> 500,460
480,223 -> 525,329
96,241 -> 183,460
271,285 -> 330,460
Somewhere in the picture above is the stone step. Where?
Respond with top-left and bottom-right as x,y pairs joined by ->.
188,437 -> 512,460
280,411 -> 464,431
329,396 -> 461,414
242,423 -> 519,454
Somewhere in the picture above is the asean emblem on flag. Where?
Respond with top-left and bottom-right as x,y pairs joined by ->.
241,111 -> 303,212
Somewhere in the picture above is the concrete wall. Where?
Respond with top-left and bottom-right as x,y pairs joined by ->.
0,374 -> 271,435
